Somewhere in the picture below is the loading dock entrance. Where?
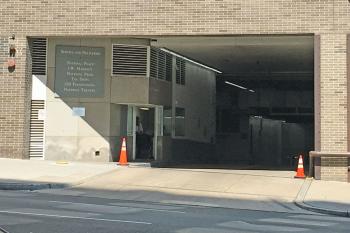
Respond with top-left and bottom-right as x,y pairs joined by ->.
152,35 -> 315,170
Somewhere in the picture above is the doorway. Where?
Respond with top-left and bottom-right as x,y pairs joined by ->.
128,105 -> 163,161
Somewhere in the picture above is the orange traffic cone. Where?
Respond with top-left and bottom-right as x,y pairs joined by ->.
118,137 -> 128,166
294,155 -> 305,179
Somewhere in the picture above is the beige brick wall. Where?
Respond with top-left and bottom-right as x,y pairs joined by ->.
321,157 -> 348,182
0,0 -> 349,36
0,37 -> 31,159
320,34 -> 348,153
318,34 -> 349,182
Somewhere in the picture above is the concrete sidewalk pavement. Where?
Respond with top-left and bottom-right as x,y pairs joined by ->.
295,178 -> 350,217
0,158 -> 117,190
72,167 -> 350,216
63,167 -> 307,213
1,158 -> 350,217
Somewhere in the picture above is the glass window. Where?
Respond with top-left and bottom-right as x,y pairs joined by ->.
163,107 -> 172,136
175,107 -> 185,136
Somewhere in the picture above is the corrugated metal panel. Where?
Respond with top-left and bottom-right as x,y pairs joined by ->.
31,38 -> 47,75
112,44 -> 148,76
176,58 -> 186,85
165,53 -> 172,81
150,48 -> 158,78
157,50 -> 166,80
150,47 -> 173,81
29,100 -> 45,159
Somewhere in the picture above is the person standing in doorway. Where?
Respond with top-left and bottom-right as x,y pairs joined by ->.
136,116 -> 143,135
136,116 -> 143,158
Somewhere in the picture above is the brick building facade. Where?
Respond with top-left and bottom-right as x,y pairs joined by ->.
0,0 -> 349,181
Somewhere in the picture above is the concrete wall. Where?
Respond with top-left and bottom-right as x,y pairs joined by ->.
250,117 -> 283,166
45,38 -> 113,161
238,88 -> 313,110
174,62 -> 216,143
45,38 -> 151,161
282,123 -> 314,164
153,137 -> 216,165
149,78 -> 172,107
109,104 -> 125,162
216,134 -> 250,164
216,86 -> 314,166
44,37 -> 165,162
111,76 -> 149,105
110,38 -> 150,105
247,117 -> 313,167
43,37 -> 216,162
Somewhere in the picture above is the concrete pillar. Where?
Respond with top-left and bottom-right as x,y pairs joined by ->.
0,36 -> 31,159
316,34 -> 349,182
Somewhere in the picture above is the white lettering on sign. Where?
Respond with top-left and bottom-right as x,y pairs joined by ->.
54,45 -> 105,98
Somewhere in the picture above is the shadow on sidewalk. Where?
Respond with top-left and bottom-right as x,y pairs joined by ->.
1,177 -> 350,233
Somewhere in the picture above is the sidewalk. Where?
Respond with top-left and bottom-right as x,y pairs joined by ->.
295,178 -> 350,217
66,167 -> 307,213
73,167 -> 350,216
1,159 -> 350,217
0,158 -> 117,190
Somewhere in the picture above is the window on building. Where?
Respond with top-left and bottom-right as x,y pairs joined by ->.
175,58 -> 186,85
163,107 -> 172,136
175,107 -> 185,136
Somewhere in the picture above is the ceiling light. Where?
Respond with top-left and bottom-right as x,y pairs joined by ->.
160,48 -> 222,74
225,81 -> 255,93
224,81 -> 247,90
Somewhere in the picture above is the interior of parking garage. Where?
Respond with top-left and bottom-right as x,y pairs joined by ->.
152,35 -> 314,170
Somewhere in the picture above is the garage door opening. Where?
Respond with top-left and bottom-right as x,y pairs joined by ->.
152,35 -> 314,170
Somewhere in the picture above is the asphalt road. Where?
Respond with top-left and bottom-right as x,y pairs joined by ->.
1,190 -> 350,233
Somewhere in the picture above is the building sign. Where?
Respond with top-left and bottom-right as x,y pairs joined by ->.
54,45 -> 105,97
72,107 -> 86,117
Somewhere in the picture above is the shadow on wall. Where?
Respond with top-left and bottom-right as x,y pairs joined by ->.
31,40 -> 129,163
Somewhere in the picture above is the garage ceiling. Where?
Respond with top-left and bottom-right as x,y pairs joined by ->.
152,36 -> 314,80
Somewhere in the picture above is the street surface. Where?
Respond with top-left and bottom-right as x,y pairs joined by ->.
1,190 -> 350,233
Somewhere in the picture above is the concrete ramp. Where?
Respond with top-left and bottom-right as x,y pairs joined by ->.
75,167 -> 306,213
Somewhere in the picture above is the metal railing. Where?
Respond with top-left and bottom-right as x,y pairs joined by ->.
308,151 -> 350,177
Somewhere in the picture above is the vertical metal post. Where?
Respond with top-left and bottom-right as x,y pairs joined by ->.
313,34 -> 321,178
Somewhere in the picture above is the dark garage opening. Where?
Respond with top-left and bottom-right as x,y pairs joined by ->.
153,35 -> 314,170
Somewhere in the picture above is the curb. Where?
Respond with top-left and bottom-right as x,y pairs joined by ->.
294,178 -> 350,217
0,182 -> 69,191
0,166 -> 120,191
0,226 -> 10,233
